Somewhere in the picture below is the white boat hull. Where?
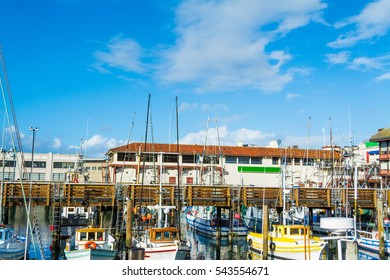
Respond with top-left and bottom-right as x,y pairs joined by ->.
143,245 -> 178,260
64,248 -> 117,260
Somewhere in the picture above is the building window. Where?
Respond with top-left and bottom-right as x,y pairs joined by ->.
182,154 -> 196,164
294,158 -> 301,165
272,157 -> 279,165
0,172 -> 14,181
53,162 -> 75,169
53,173 -> 66,181
225,156 -> 237,164
24,173 -> 46,181
163,154 -> 178,163
117,152 -> 136,162
24,161 -> 46,168
202,155 -> 219,164
238,156 -> 250,164
0,160 -> 15,167
251,157 -> 262,164
303,158 -> 315,166
140,153 -> 157,163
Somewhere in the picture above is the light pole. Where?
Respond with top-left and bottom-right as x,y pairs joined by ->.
24,126 -> 38,260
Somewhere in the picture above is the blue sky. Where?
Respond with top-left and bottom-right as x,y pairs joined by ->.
1,0 -> 390,158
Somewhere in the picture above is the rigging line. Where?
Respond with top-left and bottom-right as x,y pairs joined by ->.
0,45 -> 25,172
216,119 -> 224,185
0,47 -> 37,259
119,112 -> 136,184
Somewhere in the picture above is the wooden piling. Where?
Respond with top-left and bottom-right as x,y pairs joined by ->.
126,199 -> 132,249
216,207 -> 221,239
262,204 -> 269,260
377,197 -> 385,260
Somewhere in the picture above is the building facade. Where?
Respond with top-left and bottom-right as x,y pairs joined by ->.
106,142 -> 347,188
0,151 -> 107,183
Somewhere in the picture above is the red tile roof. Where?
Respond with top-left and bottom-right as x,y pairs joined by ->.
108,142 -> 339,159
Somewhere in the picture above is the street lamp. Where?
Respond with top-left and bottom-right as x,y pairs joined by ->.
24,126 -> 38,260
29,127 -> 38,180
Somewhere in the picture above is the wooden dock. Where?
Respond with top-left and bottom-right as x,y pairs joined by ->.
1,182 -> 388,210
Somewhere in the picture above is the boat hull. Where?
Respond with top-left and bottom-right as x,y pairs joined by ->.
186,213 -> 248,237
0,241 -> 26,260
357,237 -> 390,255
143,245 -> 178,260
64,248 -> 117,260
247,232 -> 326,260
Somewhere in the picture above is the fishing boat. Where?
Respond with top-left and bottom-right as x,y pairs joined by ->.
0,224 -> 27,260
64,227 -> 117,260
356,221 -> 390,256
134,226 -> 190,260
246,224 -> 327,260
130,95 -> 190,261
186,206 -> 248,237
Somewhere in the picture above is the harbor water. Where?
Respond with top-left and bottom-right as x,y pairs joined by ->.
4,206 -> 387,260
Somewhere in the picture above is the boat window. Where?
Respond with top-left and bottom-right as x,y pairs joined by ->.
164,232 -> 170,239
155,232 -> 162,240
80,232 -> 87,241
88,232 -> 95,240
97,232 -> 104,241
0,231 -> 2,240
290,229 -> 299,235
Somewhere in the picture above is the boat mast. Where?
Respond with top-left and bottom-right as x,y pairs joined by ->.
175,96 -> 182,239
138,93 -> 151,237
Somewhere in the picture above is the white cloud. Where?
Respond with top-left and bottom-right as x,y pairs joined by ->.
328,0 -> 390,48
347,54 -> 390,71
180,125 -> 275,146
68,134 -> 125,158
93,36 -> 147,74
179,102 -> 198,112
200,103 -> 228,112
159,0 -> 326,92
285,92 -> 302,101
375,72 -> 390,81
325,51 -> 351,65
52,138 -> 61,149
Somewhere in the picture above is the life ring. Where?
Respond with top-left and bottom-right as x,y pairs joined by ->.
84,241 -> 97,250
269,242 -> 276,251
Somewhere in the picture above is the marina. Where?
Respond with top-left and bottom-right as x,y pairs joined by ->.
1,204 -> 388,261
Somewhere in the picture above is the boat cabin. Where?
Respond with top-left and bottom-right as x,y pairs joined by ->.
0,225 -> 15,245
147,227 -> 179,243
271,224 -> 311,238
76,228 -> 106,242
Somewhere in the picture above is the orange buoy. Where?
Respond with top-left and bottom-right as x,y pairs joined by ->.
146,213 -> 152,220
84,241 -> 97,250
